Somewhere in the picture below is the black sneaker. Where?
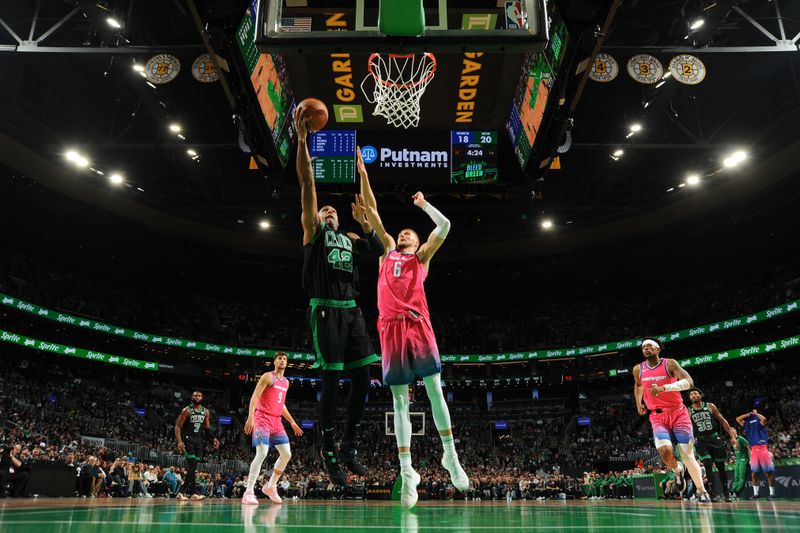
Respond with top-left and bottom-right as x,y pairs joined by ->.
320,450 -> 348,486
340,443 -> 367,476
767,495 -> 776,501
748,494 -> 759,500
711,494 -> 721,503
724,493 -> 732,502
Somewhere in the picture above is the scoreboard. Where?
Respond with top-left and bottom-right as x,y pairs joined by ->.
450,130 -> 499,184
308,130 -> 357,183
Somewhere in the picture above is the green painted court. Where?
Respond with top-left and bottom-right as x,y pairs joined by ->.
1,499 -> 799,532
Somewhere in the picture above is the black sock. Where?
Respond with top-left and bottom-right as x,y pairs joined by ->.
702,459 -> 714,494
715,461 -> 729,493
343,365 -> 370,445
319,370 -> 341,451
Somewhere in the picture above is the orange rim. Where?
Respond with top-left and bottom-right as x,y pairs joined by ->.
367,53 -> 437,89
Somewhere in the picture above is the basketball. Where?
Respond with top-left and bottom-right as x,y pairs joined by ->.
297,98 -> 328,131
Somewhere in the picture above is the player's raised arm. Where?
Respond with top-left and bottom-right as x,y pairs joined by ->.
361,197 -> 395,259
735,412 -> 750,427
414,192 -> 450,264
244,372 -> 273,435
350,194 -> 386,258
296,110 -> 319,245
357,146 -> 378,210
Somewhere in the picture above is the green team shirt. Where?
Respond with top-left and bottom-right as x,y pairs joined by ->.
182,405 -> 206,441
735,435 -> 750,463
689,402 -> 720,438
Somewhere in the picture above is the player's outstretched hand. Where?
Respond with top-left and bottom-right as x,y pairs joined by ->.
412,191 -> 427,209
351,194 -> 367,224
177,441 -> 185,454
291,422 -> 304,437
637,404 -> 647,416
356,146 -> 367,176
244,416 -> 254,435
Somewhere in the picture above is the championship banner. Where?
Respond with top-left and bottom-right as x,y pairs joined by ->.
1,291 -> 798,363
0,329 -> 159,371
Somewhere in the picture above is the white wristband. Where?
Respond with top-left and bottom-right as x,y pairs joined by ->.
663,379 -> 690,392
422,202 -> 451,239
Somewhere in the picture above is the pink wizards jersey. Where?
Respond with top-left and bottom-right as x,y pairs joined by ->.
640,358 -> 683,411
378,250 -> 430,319
256,372 -> 288,418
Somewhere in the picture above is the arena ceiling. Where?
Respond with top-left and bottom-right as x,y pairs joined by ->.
1,0 -> 799,260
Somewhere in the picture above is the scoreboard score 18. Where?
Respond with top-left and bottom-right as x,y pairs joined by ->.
450,130 -> 499,184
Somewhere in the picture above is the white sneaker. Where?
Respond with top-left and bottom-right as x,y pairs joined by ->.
441,453 -> 469,492
400,468 -> 421,509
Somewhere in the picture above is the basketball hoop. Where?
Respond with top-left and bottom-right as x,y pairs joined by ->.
360,53 -> 437,129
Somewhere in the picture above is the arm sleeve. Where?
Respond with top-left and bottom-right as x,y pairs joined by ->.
422,202 -> 451,239
354,230 -> 386,257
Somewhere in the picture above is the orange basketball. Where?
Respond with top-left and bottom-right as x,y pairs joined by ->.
298,98 -> 328,131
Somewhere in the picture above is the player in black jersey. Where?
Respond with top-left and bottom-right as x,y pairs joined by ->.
688,388 -> 737,502
295,108 -> 385,485
174,391 -> 219,500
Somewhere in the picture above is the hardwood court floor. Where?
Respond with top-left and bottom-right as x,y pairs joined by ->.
1,497 -> 799,532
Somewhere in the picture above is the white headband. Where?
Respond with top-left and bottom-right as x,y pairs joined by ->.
641,339 -> 660,348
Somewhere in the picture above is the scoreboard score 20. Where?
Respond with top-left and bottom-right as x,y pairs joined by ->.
450,130 -> 499,184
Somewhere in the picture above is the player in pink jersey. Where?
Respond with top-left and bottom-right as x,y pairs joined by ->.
356,149 -> 468,509
633,338 -> 710,504
242,352 -> 303,505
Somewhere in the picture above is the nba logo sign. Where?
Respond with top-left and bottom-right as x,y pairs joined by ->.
361,145 -> 378,164
504,1 -> 527,30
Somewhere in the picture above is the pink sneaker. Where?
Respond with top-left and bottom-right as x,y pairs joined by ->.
262,485 -> 282,504
241,489 -> 259,505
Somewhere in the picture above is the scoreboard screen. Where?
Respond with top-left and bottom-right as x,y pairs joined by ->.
308,130 -> 357,183
450,130 -> 499,184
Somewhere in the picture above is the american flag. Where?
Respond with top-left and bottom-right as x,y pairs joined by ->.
280,17 -> 312,33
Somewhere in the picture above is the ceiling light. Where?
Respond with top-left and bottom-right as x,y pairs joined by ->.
625,132 -> 634,139
146,81 -> 156,89
106,17 -> 121,29
667,187 -> 675,192
663,71 -> 672,79
629,123 -> 642,133
187,149 -> 197,157
132,64 -> 144,72
138,70 -> 147,78
686,174 -> 700,186
678,183 -> 686,188
643,101 -> 651,109
655,81 -> 666,88
690,18 -> 705,30
109,174 -> 124,185
259,220 -> 271,230
723,150 -> 747,168
65,150 -> 80,162
65,150 -> 89,168
613,149 -> 624,157
136,187 -> 144,192
541,219 -> 553,230
177,133 -> 186,140
169,123 -> 182,133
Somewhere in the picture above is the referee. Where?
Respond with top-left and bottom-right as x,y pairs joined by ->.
688,388 -> 738,502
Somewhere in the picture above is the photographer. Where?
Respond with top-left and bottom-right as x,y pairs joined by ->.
0,444 -> 29,497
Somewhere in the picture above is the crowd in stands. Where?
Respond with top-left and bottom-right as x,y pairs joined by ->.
1,250 -> 798,354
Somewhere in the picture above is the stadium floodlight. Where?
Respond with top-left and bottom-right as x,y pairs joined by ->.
629,123 -> 642,133
686,174 -> 700,186
186,149 -> 197,157
109,174 -> 124,185
169,123 -> 182,133
259,220 -> 271,230
65,150 -> 89,168
690,18 -> 705,30
723,150 -> 747,168
613,149 -> 624,157
106,17 -> 122,29
541,219 -> 553,230
132,64 -> 144,72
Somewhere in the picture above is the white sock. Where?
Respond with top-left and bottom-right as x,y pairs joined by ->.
441,434 -> 457,457
769,485 -> 775,496
246,444 -> 269,491
753,485 -> 759,497
399,452 -> 412,472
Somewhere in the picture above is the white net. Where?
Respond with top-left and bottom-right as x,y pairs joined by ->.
360,53 -> 437,129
